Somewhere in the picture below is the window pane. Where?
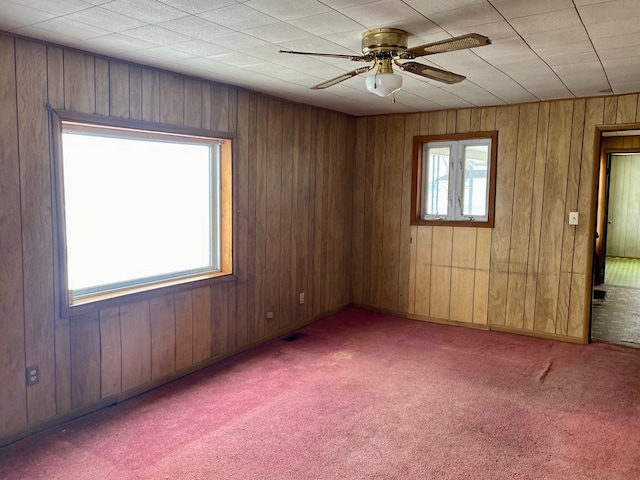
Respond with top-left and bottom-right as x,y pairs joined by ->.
461,144 -> 489,217
424,146 -> 450,217
61,132 -> 217,295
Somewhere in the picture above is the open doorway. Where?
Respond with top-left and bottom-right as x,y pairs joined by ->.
592,131 -> 640,348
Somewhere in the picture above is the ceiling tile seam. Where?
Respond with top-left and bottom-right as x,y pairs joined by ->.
486,0 -> 575,99
572,1 -> 613,94
396,0 -> 532,105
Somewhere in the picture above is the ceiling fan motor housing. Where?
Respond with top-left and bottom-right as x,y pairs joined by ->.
361,28 -> 408,56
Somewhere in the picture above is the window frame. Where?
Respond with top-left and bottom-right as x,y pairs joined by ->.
411,131 -> 498,228
51,109 -> 236,317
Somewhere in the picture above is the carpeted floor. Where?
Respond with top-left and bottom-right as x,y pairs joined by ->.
604,256 -> 640,288
592,284 -> 640,348
1,308 -> 640,480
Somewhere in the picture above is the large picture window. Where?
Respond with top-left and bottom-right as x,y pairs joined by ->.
51,110 -> 233,313
412,132 -> 497,227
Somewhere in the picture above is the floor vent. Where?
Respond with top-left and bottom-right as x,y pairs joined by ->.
282,332 -> 306,342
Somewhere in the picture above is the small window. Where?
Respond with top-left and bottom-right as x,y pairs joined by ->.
51,110 -> 233,313
412,132 -> 497,227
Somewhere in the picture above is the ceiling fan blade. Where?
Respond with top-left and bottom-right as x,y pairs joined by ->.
311,65 -> 374,90
279,50 -> 370,62
398,62 -> 466,84
403,33 -> 491,58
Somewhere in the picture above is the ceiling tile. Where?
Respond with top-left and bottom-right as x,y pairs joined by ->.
136,45 -> 197,61
10,0 -> 93,16
592,32 -> 640,51
66,7 -> 147,33
245,22 -> 313,43
403,0 -> 486,17
289,11 -> 364,36
102,0 -> 190,23
447,20 -> 516,41
339,0 -> 423,28
11,25 -> 84,45
73,33 -> 158,53
159,15 -> 233,40
244,0 -> 332,21
321,0 -> 379,8
427,3 -> 503,31
172,39 -> 226,56
0,2 -> 55,30
578,0 -> 640,24
544,51 -> 599,66
14,17 -> 111,41
207,32 -> 268,51
534,40 -> 594,58
508,8 -> 582,35
586,16 -> 640,39
524,26 -> 590,50
198,3 -> 279,30
491,0 -> 574,19
158,0 -> 237,15
122,25 -> 193,45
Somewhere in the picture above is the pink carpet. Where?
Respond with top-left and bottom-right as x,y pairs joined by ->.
1,308 -> 640,479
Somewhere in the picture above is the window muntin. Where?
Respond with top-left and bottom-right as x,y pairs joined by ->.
412,132 -> 496,227
52,112 -> 233,311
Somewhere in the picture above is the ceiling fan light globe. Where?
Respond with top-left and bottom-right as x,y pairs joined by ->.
365,73 -> 402,97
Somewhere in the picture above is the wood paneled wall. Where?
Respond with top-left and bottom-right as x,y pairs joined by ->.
352,94 -> 640,341
0,34 -> 353,443
605,154 -> 640,258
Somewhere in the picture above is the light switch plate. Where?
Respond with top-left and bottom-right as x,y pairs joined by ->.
569,212 -> 579,225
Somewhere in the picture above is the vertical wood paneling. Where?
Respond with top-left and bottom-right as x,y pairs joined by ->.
174,291 -> 194,370
63,50 -> 95,113
254,95 -> 268,337
159,71 -> 183,125
380,115 -> 404,311
534,101 -> 574,334
351,118 -> 367,305
212,284 -> 229,355
473,228 -> 492,325
192,286 -> 212,363
109,61 -> 129,118
280,103 -> 294,328
414,226 -> 432,317
149,295 -> 176,380
505,103 -> 539,328
235,90 -> 250,346
370,116 -> 387,309
488,105 -> 519,326
141,69 -> 160,123
361,117 -> 375,306
0,35 -> 28,435
266,98 -> 283,332
430,227 -> 453,320
398,114 -> 420,313
99,307 -> 121,397
94,58 -> 109,115
184,78 -> 202,128
524,102 -> 551,330
129,66 -> 142,121
16,39 -> 56,424
120,301 -> 151,391
450,228 -> 477,323
70,313 -> 101,409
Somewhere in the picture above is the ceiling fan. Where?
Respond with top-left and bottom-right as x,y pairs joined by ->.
280,28 -> 491,99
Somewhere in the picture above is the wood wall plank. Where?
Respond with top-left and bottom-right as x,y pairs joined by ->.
149,295 -> 176,380
0,35 -> 28,435
159,71 -> 183,125
63,50 -> 95,113
120,301 -> 152,391
16,39 -> 56,424
450,227 -> 477,323
192,286 -> 212,362
174,291 -> 194,370
99,307 -> 121,397
505,103 -> 539,329
109,61 -> 129,118
71,313 -> 101,409
430,227 -> 453,320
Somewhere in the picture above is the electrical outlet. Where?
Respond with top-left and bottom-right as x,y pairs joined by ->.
26,365 -> 39,386
266,311 -> 274,319
299,292 -> 305,304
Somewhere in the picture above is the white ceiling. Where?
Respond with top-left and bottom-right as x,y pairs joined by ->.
1,0 -> 639,116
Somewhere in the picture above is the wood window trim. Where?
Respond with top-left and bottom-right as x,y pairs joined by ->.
50,109 -> 236,318
411,131 -> 498,228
